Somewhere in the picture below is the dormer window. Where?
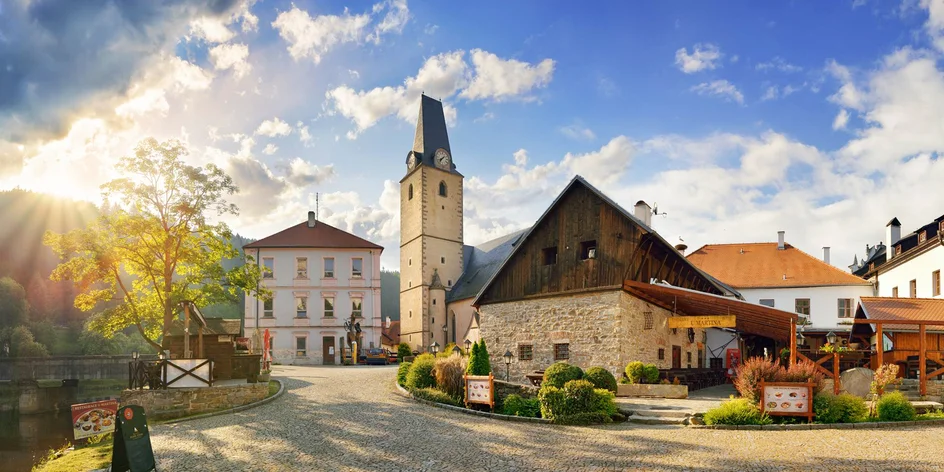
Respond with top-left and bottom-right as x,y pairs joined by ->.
895,244 -> 902,257
919,231 -> 927,243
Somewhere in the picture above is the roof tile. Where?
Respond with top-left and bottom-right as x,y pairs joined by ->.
244,220 -> 383,250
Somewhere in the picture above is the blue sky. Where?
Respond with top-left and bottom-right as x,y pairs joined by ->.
3,0 -> 944,271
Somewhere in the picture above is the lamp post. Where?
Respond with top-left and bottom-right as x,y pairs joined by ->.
443,324 -> 448,346
452,345 -> 461,357
431,342 -> 440,355
464,339 -> 472,355
503,350 -> 513,381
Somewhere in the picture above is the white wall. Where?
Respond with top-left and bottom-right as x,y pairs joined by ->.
244,247 -> 383,365
877,245 -> 944,298
738,285 -> 874,330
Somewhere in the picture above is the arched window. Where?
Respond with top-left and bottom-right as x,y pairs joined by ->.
408,184 -> 414,200
439,181 -> 447,197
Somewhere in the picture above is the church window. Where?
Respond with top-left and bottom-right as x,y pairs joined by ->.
408,184 -> 414,200
409,310 -> 412,318
580,240 -> 597,260
433,299 -> 436,305
439,181 -> 447,196
542,246 -> 558,265
409,258 -> 412,266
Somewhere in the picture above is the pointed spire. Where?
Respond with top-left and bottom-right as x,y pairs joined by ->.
411,94 -> 451,165
430,268 -> 445,289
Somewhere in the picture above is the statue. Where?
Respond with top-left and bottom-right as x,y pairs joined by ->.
343,313 -> 363,362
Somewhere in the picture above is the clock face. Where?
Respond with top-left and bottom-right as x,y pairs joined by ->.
434,148 -> 451,169
407,152 -> 417,170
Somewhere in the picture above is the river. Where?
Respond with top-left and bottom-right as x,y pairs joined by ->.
0,410 -> 77,471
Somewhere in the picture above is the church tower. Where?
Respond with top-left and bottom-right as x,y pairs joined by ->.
400,95 -> 464,351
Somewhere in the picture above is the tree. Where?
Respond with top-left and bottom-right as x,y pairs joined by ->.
466,340 -> 491,376
1,326 -> 49,358
397,342 -> 412,360
0,277 -> 29,330
44,138 -> 268,352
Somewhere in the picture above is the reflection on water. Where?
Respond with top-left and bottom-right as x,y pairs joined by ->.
0,410 -> 75,472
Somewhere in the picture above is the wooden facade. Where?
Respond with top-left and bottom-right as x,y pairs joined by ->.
476,180 -> 723,305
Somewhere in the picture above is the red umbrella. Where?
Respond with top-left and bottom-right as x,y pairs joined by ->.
263,329 -> 271,370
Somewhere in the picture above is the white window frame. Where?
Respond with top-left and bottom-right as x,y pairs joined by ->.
296,296 -> 307,318
352,257 -> 363,278
324,257 -> 335,279
352,298 -> 363,318
262,257 -> 274,279
295,336 -> 307,358
263,298 -> 274,318
324,296 -> 335,318
296,257 -> 308,279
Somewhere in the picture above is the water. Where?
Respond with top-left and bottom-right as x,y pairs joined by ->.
0,410 -> 76,472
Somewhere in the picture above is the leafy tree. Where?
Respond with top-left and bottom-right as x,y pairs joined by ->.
1,326 -> 49,358
0,277 -> 29,329
397,342 -> 412,360
44,138 -> 269,352
465,340 -> 492,376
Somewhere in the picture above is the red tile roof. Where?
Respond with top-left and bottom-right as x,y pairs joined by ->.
244,220 -> 383,250
858,297 -> 944,331
686,242 -> 870,288
381,321 -> 400,346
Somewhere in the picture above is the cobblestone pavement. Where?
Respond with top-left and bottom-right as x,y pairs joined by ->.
150,365 -> 944,471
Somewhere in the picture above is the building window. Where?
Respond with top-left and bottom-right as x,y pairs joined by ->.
441,256 -> 445,264
408,184 -> 413,200
324,257 -> 335,278
296,296 -> 307,318
262,258 -> 274,279
542,246 -> 558,265
409,310 -> 412,319
439,181 -> 447,196
263,298 -> 273,317
296,257 -> 308,279
553,343 -> 569,361
643,312 -> 654,330
934,270 -> 941,297
352,299 -> 362,317
408,258 -> 412,266
893,287 -> 899,297
352,258 -> 363,278
295,337 -> 307,357
838,299 -> 853,318
759,299 -> 775,308
687,352 -> 692,366
268,334 -> 275,360
895,244 -> 902,257
324,297 -> 334,317
518,344 -> 533,361
580,240 -> 597,260
795,299 -> 810,317
919,231 -> 927,243
910,279 -> 917,298
432,299 -> 436,305
658,348 -> 665,360
448,280 -> 452,286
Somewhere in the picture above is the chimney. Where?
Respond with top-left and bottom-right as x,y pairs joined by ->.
634,200 -> 652,227
674,243 -> 688,255
777,231 -> 785,250
886,218 -> 901,261
823,247 -> 830,265
386,316 -> 391,329
307,210 -> 316,228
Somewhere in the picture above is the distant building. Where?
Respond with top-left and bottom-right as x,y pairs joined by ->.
381,318 -> 400,351
850,215 -> 944,299
243,213 -> 384,365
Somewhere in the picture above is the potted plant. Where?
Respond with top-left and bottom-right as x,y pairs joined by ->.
258,368 -> 271,382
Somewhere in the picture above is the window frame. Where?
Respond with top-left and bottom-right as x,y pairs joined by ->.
263,298 -> 274,318
933,270 -> 941,297
892,286 -> 899,297
295,336 -> 307,358
262,257 -> 274,279
518,344 -> 533,361
837,298 -> 853,318
408,184 -> 413,200
759,299 -> 775,308
910,279 -> 917,298
438,181 -> 447,197
352,258 -> 363,278
794,298 -> 811,317
295,257 -> 308,279
352,298 -> 363,318
542,246 -> 558,265
323,297 -> 335,318
323,257 -> 335,279
295,296 -> 307,318
553,343 -> 570,361
579,240 -> 597,261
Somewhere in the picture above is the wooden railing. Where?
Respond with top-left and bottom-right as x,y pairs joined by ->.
128,359 -> 214,389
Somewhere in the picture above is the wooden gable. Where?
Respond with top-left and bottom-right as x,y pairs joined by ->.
475,177 -> 723,306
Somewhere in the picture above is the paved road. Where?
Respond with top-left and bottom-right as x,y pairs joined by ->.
151,365 -> 944,471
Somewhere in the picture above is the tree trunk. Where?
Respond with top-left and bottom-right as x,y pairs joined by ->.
137,321 -> 162,353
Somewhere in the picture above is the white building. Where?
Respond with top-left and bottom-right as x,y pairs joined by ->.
243,212 -> 384,365
850,216 -> 944,299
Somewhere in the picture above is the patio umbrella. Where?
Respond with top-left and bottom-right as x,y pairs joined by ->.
263,329 -> 271,369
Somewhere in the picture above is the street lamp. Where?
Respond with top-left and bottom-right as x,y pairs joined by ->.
464,339 -> 472,354
131,350 -> 139,361
795,329 -> 805,347
443,324 -> 448,345
503,350 -> 513,381
452,345 -> 461,357
826,331 -> 838,346
431,341 -> 440,355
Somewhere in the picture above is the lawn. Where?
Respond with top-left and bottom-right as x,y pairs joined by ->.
32,440 -> 112,472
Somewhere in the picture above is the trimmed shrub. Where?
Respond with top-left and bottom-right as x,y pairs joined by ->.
397,342 -> 412,361
405,355 -> 437,390
397,361 -> 412,387
703,398 -> 772,426
624,361 -> 645,384
466,340 -> 492,376
876,391 -> 916,422
538,379 -> 617,425
584,367 -> 617,392
411,387 -> 463,407
502,394 -> 541,418
734,356 -> 782,403
433,355 -> 467,398
643,364 -> 659,384
812,393 -> 868,424
543,362 -> 584,388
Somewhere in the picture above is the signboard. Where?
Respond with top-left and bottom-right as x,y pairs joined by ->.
667,315 -> 736,329
464,373 -> 494,409
71,399 -> 118,440
218,335 -> 232,343
759,381 -> 814,423
111,405 -> 157,472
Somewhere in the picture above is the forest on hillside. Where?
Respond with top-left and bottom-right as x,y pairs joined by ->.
381,269 -> 400,321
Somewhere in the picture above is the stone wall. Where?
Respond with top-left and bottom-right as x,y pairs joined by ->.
0,355 -> 158,381
478,290 -> 704,383
120,382 -> 267,420
494,380 -> 540,400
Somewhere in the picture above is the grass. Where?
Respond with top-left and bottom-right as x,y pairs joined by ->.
917,410 -> 944,421
32,441 -> 111,472
268,380 -> 279,397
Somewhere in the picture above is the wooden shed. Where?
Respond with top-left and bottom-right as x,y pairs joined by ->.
166,316 -> 241,381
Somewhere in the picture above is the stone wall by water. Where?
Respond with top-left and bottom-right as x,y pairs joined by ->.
120,382 -> 267,420
0,355 -> 159,381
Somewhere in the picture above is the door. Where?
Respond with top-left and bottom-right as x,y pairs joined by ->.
672,345 -> 682,369
323,336 -> 335,365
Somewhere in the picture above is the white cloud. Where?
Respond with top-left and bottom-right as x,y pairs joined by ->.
761,86 -> 779,101
513,149 -> 528,166
460,49 -> 556,102
425,24 -> 439,35
922,0 -> 944,51
208,43 -> 252,79
756,57 -> 803,73
189,16 -> 236,43
675,43 -> 722,73
473,112 -> 495,123
348,69 -> 360,79
832,109 -> 850,130
285,158 -> 336,186
255,117 -> 293,137
367,0 -> 411,43
115,89 -> 169,117
598,77 -> 619,97
297,122 -> 314,146
691,80 -> 744,104
558,124 -> 596,141
272,5 -> 371,63
262,143 -> 278,155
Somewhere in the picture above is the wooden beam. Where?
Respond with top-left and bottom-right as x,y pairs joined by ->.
790,322 -> 797,366
920,324 -> 927,397
833,352 -> 841,394
664,259 -> 679,283
853,318 -> 944,326
876,323 -> 884,368
655,252 -> 671,281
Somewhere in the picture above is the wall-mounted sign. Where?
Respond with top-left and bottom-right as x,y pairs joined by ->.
71,399 -> 118,440
759,381 -> 814,423
667,315 -> 736,329
464,373 -> 494,409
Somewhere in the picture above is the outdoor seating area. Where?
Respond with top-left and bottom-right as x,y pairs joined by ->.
658,368 -> 728,391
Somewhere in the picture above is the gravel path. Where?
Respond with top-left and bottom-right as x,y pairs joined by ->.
150,365 -> 944,471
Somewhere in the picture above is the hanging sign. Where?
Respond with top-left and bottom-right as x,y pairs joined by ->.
464,373 -> 495,409
759,381 -> 814,423
111,405 -> 157,472
667,315 -> 736,329
71,399 -> 118,440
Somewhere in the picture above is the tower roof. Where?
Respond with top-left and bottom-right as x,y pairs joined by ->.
407,95 -> 459,174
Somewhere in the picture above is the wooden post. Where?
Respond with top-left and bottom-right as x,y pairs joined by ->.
184,303 -> 191,359
876,322 -> 884,369
198,326 -> 204,358
789,322 -> 797,366
833,352 -> 840,395
920,324 -> 927,397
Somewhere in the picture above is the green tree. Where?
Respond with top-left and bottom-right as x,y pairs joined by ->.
1,326 -> 49,358
44,138 -> 269,352
465,340 -> 492,376
0,277 -> 29,330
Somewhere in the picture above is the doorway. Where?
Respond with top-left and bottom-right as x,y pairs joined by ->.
323,336 -> 335,365
672,345 -> 682,369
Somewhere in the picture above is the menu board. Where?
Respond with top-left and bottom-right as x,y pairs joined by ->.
71,399 -> 118,440
759,381 -> 813,422
464,374 -> 495,408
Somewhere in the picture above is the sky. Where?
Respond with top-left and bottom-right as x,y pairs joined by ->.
3,0 -> 944,272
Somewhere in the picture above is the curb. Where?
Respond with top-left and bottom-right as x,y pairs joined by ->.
688,418 -> 944,430
394,382 -> 551,424
158,379 -> 285,425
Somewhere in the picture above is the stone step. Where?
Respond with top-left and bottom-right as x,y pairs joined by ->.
629,408 -> 692,419
627,414 -> 688,425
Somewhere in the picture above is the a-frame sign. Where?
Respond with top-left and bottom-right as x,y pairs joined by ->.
111,405 -> 157,472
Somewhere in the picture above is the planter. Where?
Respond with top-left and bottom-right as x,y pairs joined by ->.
617,383 -> 688,399
257,372 -> 271,383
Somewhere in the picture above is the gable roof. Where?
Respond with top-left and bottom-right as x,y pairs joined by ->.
167,317 -> 241,336
244,220 -> 383,251
854,297 -> 944,333
471,175 -> 739,306
447,228 -> 529,303
686,242 -> 870,289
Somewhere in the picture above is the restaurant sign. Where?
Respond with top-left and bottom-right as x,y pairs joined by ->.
71,399 -> 118,440
464,373 -> 495,409
667,315 -> 736,329
759,381 -> 814,423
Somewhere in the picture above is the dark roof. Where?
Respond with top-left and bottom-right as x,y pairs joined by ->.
406,95 -> 460,175
167,318 -> 241,336
852,214 -> 944,277
887,217 -> 901,227
244,220 -> 383,250
447,229 -> 529,302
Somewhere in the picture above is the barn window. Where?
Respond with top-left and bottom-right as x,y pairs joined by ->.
439,181 -> 447,196
542,247 -> 558,265
580,240 -> 597,260
408,184 -> 414,200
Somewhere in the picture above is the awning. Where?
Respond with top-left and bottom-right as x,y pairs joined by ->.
853,297 -> 944,334
622,280 -> 798,341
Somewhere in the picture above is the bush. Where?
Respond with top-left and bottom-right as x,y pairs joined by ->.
643,364 -> 660,384
433,355 -> 467,398
584,367 -> 617,392
813,393 -> 868,424
733,356 -> 783,403
397,361 -> 412,387
543,362 -> 584,388
466,340 -> 492,376
397,342 -> 412,361
624,361 -> 659,384
538,379 -> 617,425
782,360 -> 825,394
405,355 -> 437,390
703,398 -> 772,426
411,387 -> 463,407
876,391 -> 916,422
502,394 -> 541,418
871,364 -> 901,395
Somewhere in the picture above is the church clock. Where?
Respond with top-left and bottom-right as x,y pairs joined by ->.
434,148 -> 451,170
407,151 -> 418,170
